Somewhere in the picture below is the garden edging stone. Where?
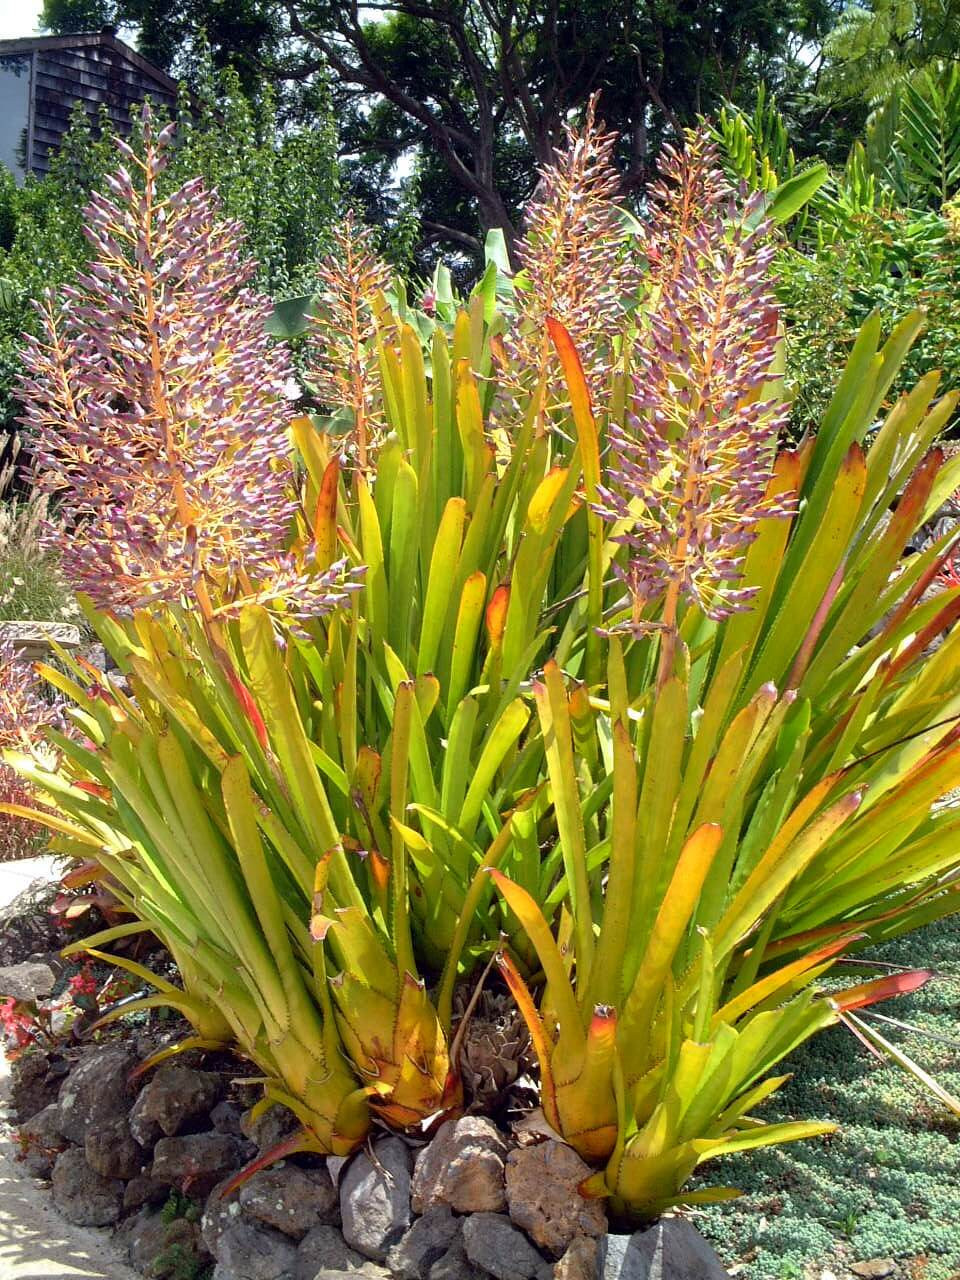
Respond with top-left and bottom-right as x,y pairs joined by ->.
3,1031 -> 736,1280
600,1219 -> 730,1279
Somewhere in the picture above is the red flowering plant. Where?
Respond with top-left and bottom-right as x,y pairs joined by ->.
0,961 -> 102,1059
0,999 -> 41,1056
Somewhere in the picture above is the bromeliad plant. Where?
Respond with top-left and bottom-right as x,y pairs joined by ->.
7,111 -> 448,1151
487,134 -> 960,1214
8,104 -> 960,1220
6,108 -> 593,1150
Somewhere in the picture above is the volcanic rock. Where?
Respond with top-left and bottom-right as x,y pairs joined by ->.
505,1141 -> 606,1255
340,1136 -> 412,1261
51,1146 -> 123,1226
411,1116 -> 507,1214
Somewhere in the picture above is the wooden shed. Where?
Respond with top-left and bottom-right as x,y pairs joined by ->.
0,29 -> 177,181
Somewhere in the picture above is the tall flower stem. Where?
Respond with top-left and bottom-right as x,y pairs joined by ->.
18,109 -> 363,629
593,131 -> 794,640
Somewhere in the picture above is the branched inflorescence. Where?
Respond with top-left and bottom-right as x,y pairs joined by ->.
509,94 -> 641,413
595,130 -> 794,629
18,109 -> 361,622
309,213 -> 393,470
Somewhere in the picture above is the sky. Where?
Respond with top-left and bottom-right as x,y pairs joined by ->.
0,0 -> 44,39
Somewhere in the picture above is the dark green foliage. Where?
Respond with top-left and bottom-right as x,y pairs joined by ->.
301,0 -> 836,266
862,65 -> 960,209
698,916 -> 960,1278
820,0 -> 960,108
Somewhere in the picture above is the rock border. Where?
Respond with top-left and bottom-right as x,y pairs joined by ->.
2,1040 -> 733,1280
0,1048 -> 141,1280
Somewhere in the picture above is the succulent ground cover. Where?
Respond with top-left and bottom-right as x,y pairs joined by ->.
699,915 -> 960,1279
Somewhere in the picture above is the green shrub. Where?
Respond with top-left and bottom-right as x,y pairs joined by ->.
778,206 -> 960,432
714,76 -> 960,436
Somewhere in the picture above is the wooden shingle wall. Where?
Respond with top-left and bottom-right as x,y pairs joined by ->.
0,34 -> 177,178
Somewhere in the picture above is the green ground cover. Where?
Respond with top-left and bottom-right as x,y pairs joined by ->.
700,917 -> 960,1279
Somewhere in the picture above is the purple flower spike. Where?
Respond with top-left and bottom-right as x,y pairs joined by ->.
308,213 -> 393,472
17,109 -> 362,622
505,93 -> 642,411
593,130 -> 795,627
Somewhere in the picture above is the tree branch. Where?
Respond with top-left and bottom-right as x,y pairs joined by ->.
421,219 -> 483,252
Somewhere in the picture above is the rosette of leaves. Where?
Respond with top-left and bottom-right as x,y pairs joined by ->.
10,101 -> 960,1218
487,136 -> 960,1217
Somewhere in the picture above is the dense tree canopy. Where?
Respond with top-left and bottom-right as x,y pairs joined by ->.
282,0 -> 836,262
821,0 -> 960,105
42,0 -> 838,266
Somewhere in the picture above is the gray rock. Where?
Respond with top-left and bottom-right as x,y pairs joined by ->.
10,1049 -> 66,1120
211,1100 -> 244,1135
241,1102 -> 300,1152
17,1103 -> 67,1178
126,1209 -> 206,1278
340,1136 -> 412,1261
202,1176 -> 246,1253
129,1065 -> 223,1145
239,1163 -> 340,1238
50,1146 -> 123,1226
428,1238 -> 488,1280
411,1117 -> 507,1214
462,1213 -> 552,1280
214,1219 -> 298,1280
386,1207 -> 461,1279
115,1209 -> 148,1254
0,961 -> 55,1002
506,1142 -> 606,1255
554,1236 -> 600,1280
850,1264 -> 897,1280
55,1046 -> 138,1144
295,1224 -> 367,1278
152,1132 -> 245,1199
85,1116 -> 145,1180
600,1221 -> 729,1279
124,1172 -> 170,1211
